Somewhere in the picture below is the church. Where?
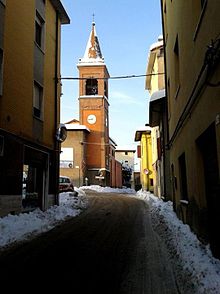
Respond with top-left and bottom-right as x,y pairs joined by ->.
60,22 -> 122,187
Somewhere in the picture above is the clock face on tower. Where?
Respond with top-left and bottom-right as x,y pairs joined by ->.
87,114 -> 97,124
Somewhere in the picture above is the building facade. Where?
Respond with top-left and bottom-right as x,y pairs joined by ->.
60,120 -> 90,187
0,0 -> 69,216
146,36 -> 171,199
115,147 -> 136,189
135,127 -> 154,192
161,0 -> 220,258
109,138 -> 122,188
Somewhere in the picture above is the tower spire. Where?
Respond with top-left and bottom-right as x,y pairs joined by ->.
79,20 -> 104,64
88,21 -> 96,58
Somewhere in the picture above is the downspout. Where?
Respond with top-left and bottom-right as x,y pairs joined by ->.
54,11 -> 59,205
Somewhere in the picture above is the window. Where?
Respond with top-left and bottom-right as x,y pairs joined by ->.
33,82 -> 43,119
173,36 -> 180,96
125,151 -> 128,155
193,0 -> 207,40
0,49 -> 3,95
137,145 -> 141,158
85,79 -> 98,95
178,153 -> 188,201
35,12 -> 44,48
163,1 -> 166,13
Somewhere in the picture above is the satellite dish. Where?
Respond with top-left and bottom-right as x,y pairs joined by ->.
56,124 -> 67,142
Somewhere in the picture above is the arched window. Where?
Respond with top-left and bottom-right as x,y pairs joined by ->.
85,79 -> 98,95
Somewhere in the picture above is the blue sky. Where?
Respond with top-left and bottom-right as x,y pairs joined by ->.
60,0 -> 162,147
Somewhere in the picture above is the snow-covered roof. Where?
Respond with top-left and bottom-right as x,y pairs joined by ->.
65,124 -> 90,132
149,35 -> 163,51
115,145 -> 136,152
150,89 -> 166,102
78,22 -> 105,66
149,89 -> 166,127
134,125 -> 151,141
135,125 -> 151,132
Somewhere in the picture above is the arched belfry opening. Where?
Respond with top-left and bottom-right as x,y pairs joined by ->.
104,80 -> 108,97
85,78 -> 98,95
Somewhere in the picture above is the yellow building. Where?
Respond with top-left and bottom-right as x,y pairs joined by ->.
135,126 -> 153,192
161,0 -> 220,258
0,0 -> 70,216
146,36 -> 165,198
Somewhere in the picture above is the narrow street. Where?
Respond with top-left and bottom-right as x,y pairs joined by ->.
0,191 -> 178,293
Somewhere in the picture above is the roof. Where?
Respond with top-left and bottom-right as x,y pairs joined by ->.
134,126 -> 151,142
109,137 -> 117,147
150,89 -> 166,102
115,146 -> 136,152
65,119 -> 80,124
149,89 -> 166,127
78,22 -> 105,66
149,37 -> 163,51
50,0 -> 70,24
65,124 -> 90,132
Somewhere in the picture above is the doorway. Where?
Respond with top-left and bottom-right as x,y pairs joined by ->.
197,123 -> 220,258
22,146 -> 48,211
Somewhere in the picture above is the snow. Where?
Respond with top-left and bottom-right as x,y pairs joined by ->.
65,123 -> 90,131
136,190 -> 220,293
1,185 -> 220,293
0,188 -> 88,248
149,37 -> 163,51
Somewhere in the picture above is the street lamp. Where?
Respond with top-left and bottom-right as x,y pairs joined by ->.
75,165 -> 80,187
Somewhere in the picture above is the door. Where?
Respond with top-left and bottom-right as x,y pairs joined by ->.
197,123 -> 220,258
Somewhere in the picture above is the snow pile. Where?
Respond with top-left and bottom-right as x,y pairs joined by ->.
141,191 -> 220,294
0,189 -> 88,249
80,185 -> 136,194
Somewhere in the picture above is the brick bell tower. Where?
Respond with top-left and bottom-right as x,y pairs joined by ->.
77,22 -> 110,186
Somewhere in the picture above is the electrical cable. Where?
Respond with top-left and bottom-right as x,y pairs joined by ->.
58,72 -> 164,81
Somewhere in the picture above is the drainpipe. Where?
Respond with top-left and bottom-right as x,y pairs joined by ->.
54,11 -> 59,205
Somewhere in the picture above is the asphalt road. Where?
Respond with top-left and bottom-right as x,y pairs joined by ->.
0,191 -> 179,293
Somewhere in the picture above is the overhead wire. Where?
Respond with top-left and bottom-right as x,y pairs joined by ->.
58,72 -> 165,81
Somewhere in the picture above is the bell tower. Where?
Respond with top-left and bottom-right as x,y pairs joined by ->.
77,22 -> 110,185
